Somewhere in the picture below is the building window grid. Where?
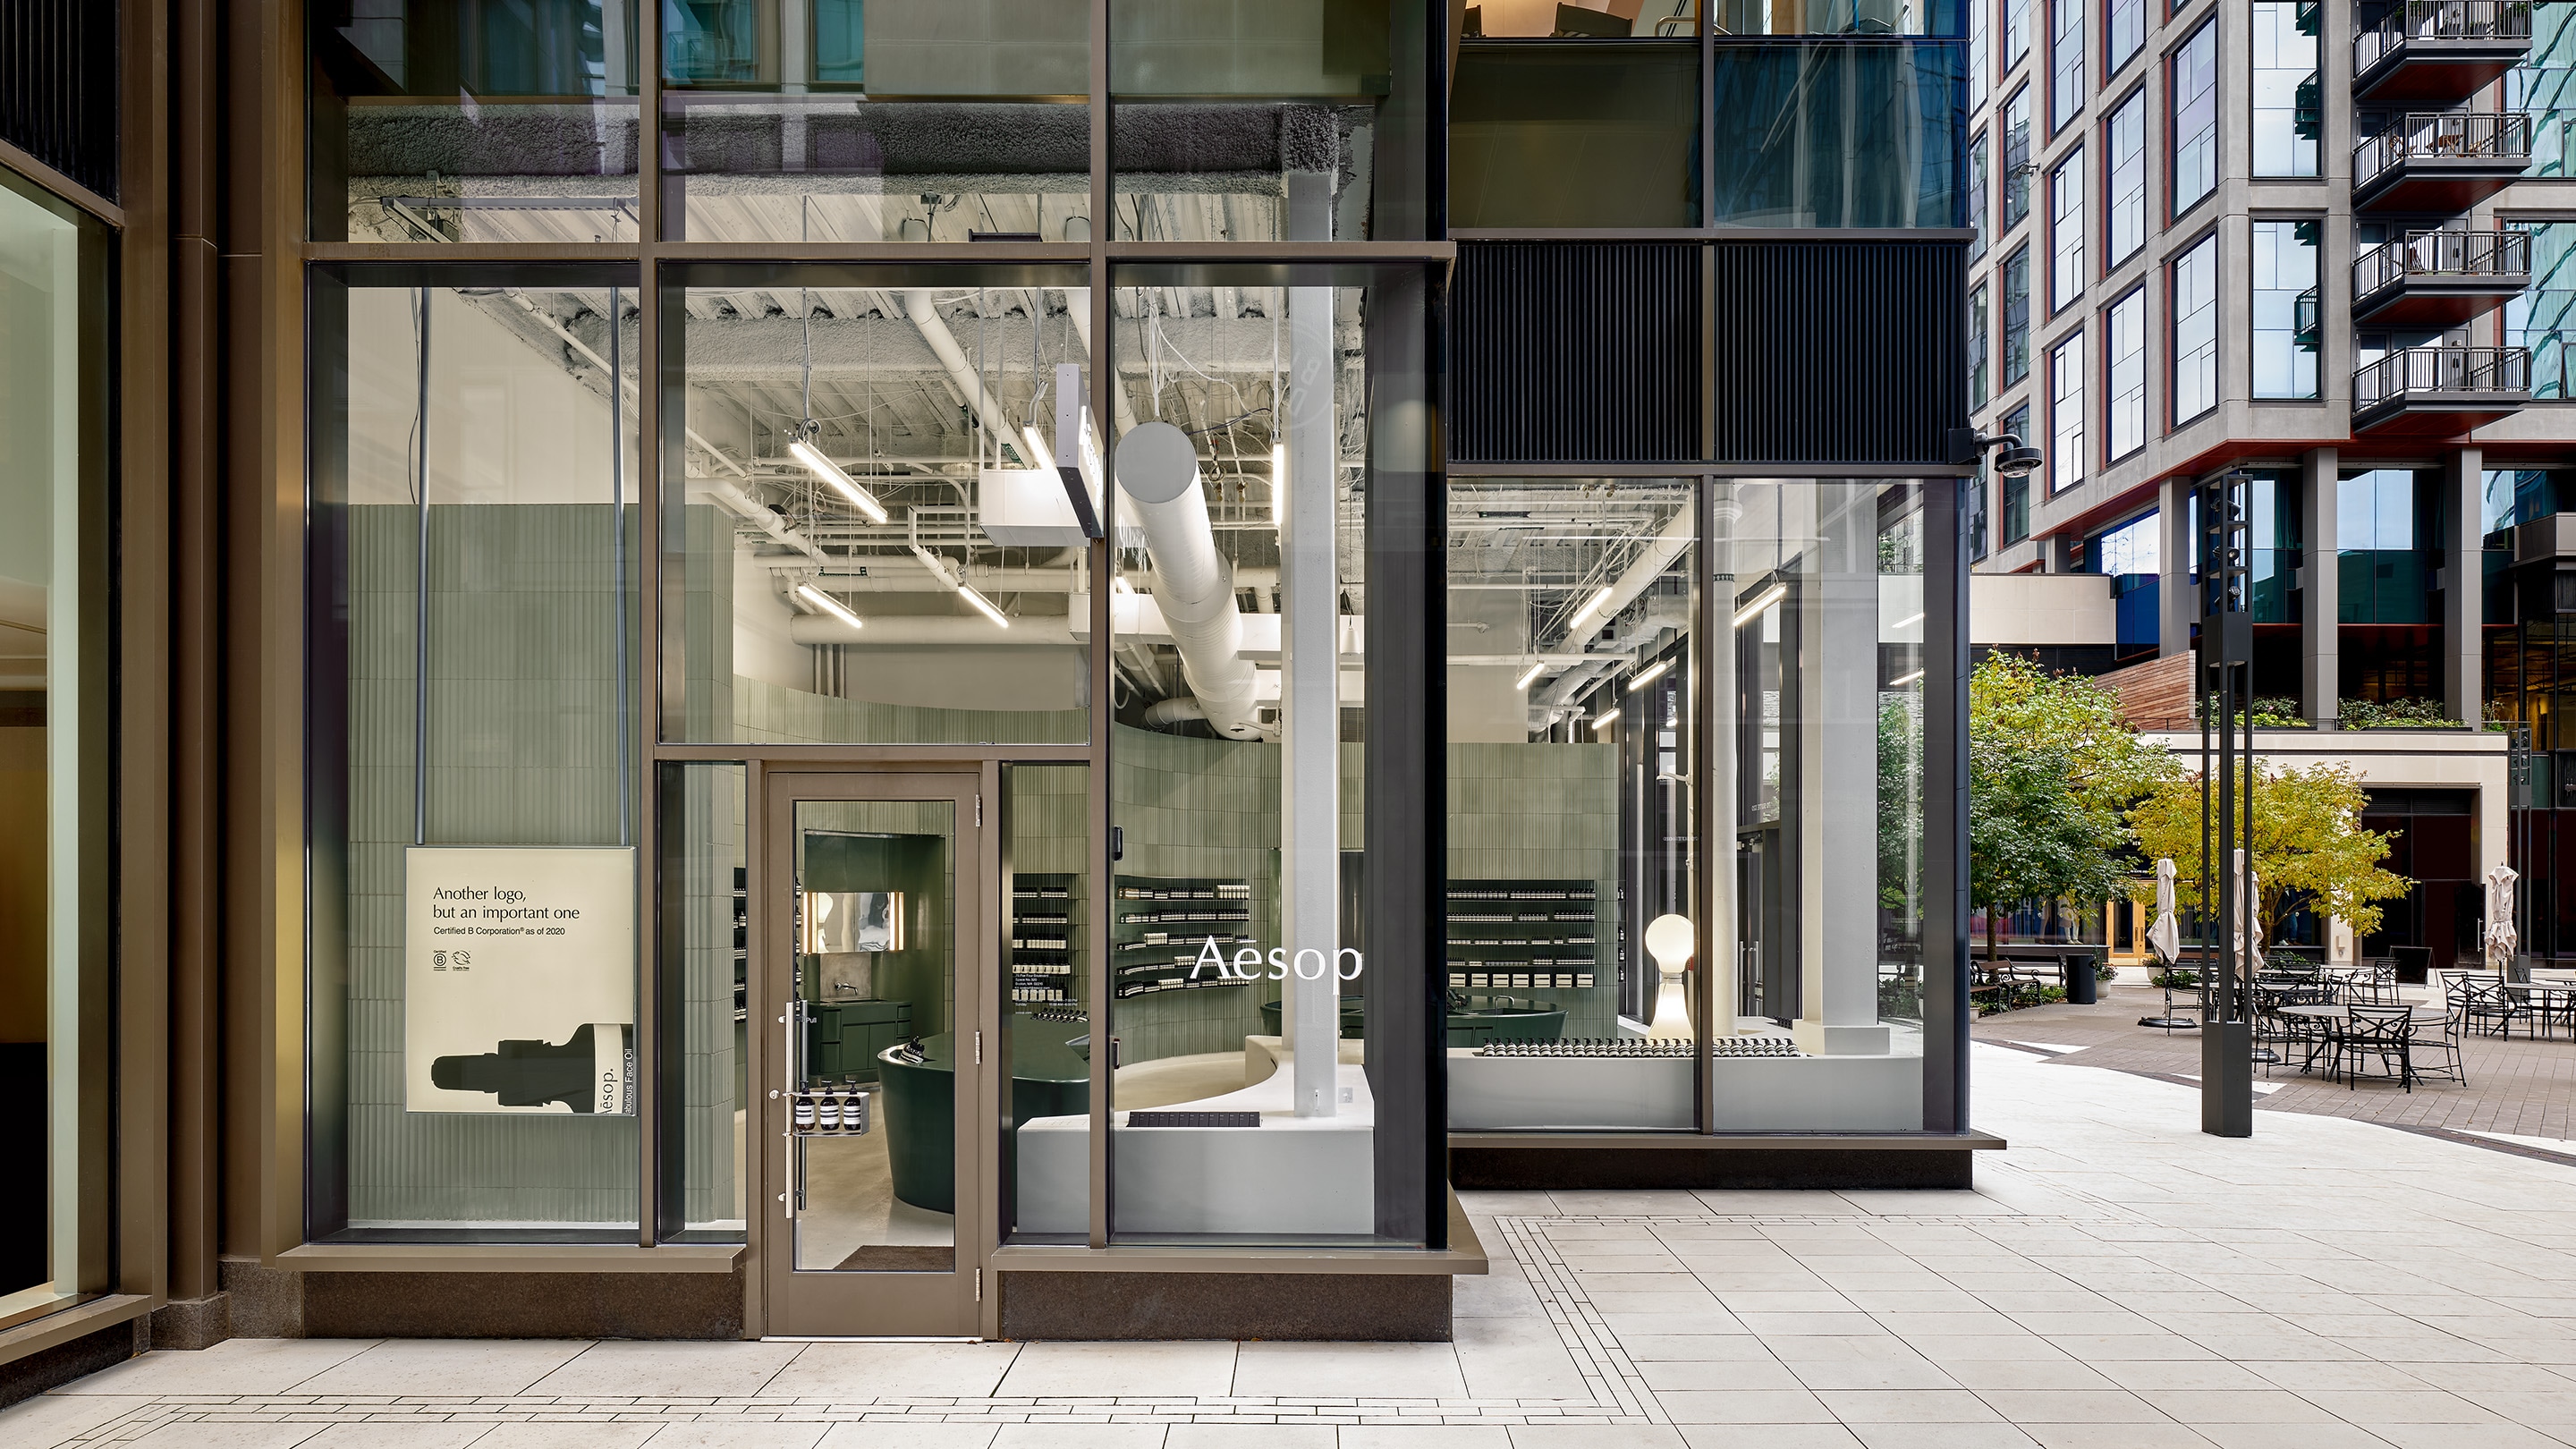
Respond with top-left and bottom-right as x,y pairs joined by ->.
2251,217 -> 2319,400
2106,286 -> 2146,461
2003,89 -> 2033,228
2051,0 -> 2087,132
2049,149 -> 2085,312
2004,243 -> 2034,385
2106,89 -> 2146,267
2173,232 -> 2219,424
2002,402 -> 2033,543
2006,0 -> 2033,73
1972,0 -> 1992,109
2251,0 -> 2320,179
2049,330 -> 2087,495
1971,282 -> 1992,408
2171,21 -> 2219,216
1970,132 -> 1990,261
2106,0 -> 2144,74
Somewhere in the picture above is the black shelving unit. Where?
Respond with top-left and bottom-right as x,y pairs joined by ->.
1445,879 -> 1602,993
1112,875 -> 1258,999
1009,872 -> 1081,1010
732,866 -> 750,1022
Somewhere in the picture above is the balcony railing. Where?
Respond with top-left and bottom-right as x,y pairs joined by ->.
2354,344 -> 2531,407
2356,0 -> 2534,72
2294,286 -> 2321,350
2353,111 -> 2532,187
2354,228 -> 2534,294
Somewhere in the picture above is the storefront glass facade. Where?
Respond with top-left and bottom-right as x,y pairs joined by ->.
0,170 -> 111,1330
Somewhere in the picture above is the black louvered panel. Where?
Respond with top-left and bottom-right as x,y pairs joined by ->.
1450,242 -> 1699,465
0,0 -> 117,199
1709,240 -> 1967,466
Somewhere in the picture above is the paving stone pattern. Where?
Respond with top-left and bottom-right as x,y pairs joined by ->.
25,1040 -> 2576,1445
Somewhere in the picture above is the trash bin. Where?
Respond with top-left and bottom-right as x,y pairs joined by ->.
2064,952 -> 2097,1005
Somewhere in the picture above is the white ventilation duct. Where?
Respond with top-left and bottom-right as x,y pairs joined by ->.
1115,420 -> 1264,740
903,290 -> 1042,467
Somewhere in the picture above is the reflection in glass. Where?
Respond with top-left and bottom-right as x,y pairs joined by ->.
1039,279 -> 1391,1241
1445,480 -> 1698,1131
1710,44 -> 1964,228
1445,482 -> 1929,1133
1112,0 -> 1409,242
665,267 -> 1093,746
1000,765 -> 1091,1243
309,278 -> 642,1235
789,799 -> 955,1270
0,180 -> 105,1320
660,0 -> 1089,243
312,2 -> 642,243
665,762 -> 747,1239
1451,42 -> 1699,229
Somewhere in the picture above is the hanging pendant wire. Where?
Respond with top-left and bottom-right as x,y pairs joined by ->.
412,284 -> 432,847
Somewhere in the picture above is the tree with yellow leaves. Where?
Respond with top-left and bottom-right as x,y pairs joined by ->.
2124,761 -> 2411,942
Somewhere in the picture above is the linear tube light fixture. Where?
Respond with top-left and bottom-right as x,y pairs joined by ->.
1589,707 -> 1620,733
1892,611 -> 1925,630
1270,441 -> 1287,530
911,543 -> 1011,629
793,582 -> 864,631
1888,668 -> 1925,687
787,433 -> 890,523
1733,581 -> 1787,629
1513,660 -> 1547,691
1627,658 -> 1672,692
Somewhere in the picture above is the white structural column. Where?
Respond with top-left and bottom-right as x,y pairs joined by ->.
1797,484 -> 1890,1056
1279,266 -> 1342,1116
1708,485 -> 1742,1036
2301,448 -> 2340,724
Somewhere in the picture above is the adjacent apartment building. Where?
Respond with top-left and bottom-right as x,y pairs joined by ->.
1965,0 -> 2570,965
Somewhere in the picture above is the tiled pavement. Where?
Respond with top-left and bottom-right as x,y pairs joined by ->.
26,1038 -> 2576,1446
1977,984 -> 2576,1140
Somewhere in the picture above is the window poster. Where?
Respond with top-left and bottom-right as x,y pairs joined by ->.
403,845 -> 639,1115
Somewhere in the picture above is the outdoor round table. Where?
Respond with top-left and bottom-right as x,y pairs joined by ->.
2505,980 -> 2576,1038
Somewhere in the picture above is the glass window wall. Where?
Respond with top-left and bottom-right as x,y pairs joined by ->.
1970,131 -> 1989,259
2251,218 -> 2318,400
2005,0 -> 2030,68
2106,0 -> 2142,72
2048,0 -> 2083,131
1451,42 -> 1699,228
2106,285 -> 2144,459
2173,232 -> 2217,423
2003,243 -> 2031,385
1114,0 -> 1431,242
2048,329 -> 2084,494
2251,0 -> 2320,178
2001,402 -> 2030,541
1709,43 -> 1965,228
2507,4 -> 2576,178
2171,21 -> 2216,215
660,264 -> 1094,747
307,268 -> 644,1239
2340,469 -> 2438,625
1445,479 -> 1933,1133
2001,88 -> 2031,227
0,174 -> 109,1324
2105,89 -> 2143,266
2507,221 -> 2576,399
661,760 -> 747,1240
1970,282 -> 1990,407
2049,149 -> 2083,310
312,1 -> 643,243
660,1 -> 1089,243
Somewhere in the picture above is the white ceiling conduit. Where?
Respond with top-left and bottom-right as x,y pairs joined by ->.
902,289 -> 1046,468
1115,420 -> 1265,740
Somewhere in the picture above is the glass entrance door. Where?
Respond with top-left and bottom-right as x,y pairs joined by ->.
760,771 -> 986,1336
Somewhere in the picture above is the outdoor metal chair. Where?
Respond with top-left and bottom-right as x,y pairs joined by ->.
2458,974 -> 2525,1038
2416,998 -> 2470,1086
2334,1002 -> 2419,1090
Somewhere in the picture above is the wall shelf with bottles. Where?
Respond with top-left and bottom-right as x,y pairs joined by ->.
1113,876 -> 1257,998
1010,872 -> 1082,1009
1445,879 -> 1601,993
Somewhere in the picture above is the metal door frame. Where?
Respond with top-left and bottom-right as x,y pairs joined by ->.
754,764 -> 998,1338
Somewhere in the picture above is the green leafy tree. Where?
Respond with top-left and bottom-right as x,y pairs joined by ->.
1966,655 -> 2180,962
2126,762 -> 2411,941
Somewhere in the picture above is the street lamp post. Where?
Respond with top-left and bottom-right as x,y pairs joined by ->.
2197,473 -> 2257,1139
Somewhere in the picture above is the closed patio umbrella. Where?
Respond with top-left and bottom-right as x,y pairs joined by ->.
2140,858 -> 2196,1030
2233,850 -> 2266,977
2486,862 -> 2521,972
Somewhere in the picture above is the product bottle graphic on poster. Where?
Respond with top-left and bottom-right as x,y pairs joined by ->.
404,845 -> 639,1114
